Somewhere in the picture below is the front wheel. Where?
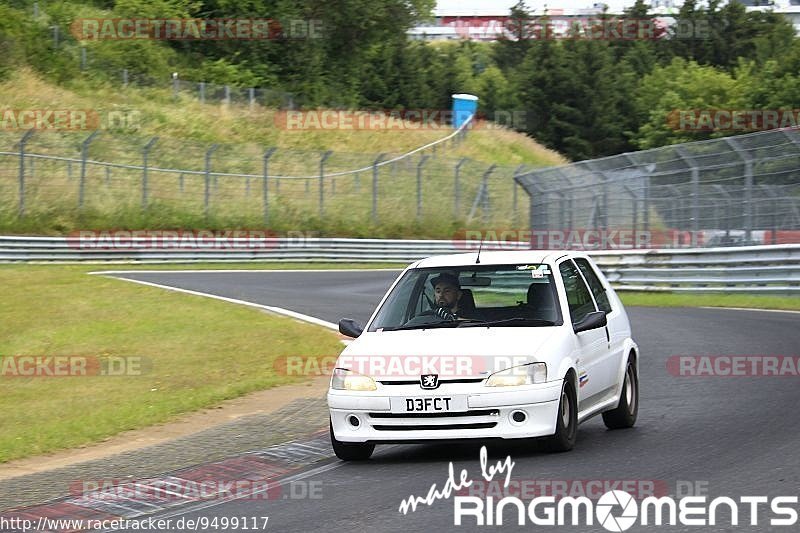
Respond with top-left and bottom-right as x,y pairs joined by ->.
602,357 -> 638,429
542,377 -> 577,452
330,421 -> 374,461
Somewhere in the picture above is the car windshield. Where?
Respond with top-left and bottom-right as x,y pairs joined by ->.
368,264 -> 564,331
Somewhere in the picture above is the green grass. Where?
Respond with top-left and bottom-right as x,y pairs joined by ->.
0,264 -> 348,463
619,291 -> 800,311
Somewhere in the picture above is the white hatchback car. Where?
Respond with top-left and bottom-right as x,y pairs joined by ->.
327,251 -> 639,460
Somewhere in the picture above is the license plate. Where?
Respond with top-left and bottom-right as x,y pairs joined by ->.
390,395 -> 467,413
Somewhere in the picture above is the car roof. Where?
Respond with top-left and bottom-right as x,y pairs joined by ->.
411,250 -> 580,269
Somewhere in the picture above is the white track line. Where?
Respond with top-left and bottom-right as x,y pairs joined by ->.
98,275 -> 339,330
89,268 -> 402,274
698,306 -> 800,314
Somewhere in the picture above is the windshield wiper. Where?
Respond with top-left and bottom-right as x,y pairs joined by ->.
459,317 -> 556,328
385,321 -> 462,331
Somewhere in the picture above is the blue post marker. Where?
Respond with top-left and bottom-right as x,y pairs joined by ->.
452,94 -> 479,128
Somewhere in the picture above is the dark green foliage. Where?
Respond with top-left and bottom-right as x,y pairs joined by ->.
1,0 -> 797,159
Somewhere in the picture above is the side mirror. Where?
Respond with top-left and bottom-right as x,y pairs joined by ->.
339,318 -> 364,338
573,311 -> 607,333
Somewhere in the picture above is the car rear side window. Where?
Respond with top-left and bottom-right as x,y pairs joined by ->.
559,260 -> 596,324
574,258 -> 612,313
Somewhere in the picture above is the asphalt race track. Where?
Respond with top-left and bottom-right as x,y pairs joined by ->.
12,270 -> 798,532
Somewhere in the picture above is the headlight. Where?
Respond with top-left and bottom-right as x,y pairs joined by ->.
330,368 -> 377,391
486,362 -> 547,387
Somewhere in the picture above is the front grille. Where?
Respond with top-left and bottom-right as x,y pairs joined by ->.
372,422 -> 497,431
368,408 -> 500,431
378,378 -> 485,385
369,409 -> 499,419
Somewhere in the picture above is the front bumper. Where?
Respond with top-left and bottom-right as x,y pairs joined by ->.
328,380 -> 562,443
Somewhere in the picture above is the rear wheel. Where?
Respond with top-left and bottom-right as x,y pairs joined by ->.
602,357 -> 638,429
330,420 -> 374,461
542,377 -> 577,452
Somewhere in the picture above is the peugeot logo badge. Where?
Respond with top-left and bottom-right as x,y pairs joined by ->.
420,374 -> 439,390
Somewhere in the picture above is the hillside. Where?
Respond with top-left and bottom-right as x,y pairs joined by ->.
0,70 -> 566,237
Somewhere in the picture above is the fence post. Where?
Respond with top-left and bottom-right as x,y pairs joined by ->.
17,129 -> 35,217
724,138 -> 754,242
172,73 -> 179,99
142,136 -> 158,210
622,184 -> 639,246
416,155 -> 430,221
759,184 -> 779,245
454,158 -> 467,218
199,82 -> 206,104
249,88 -> 255,111
513,164 -> 526,225
204,144 -> 219,218
262,148 -> 277,225
372,153 -> 386,224
51,25 -> 59,48
319,151 -> 332,218
224,85 -> 231,105
676,147 -> 701,246
481,164 -> 496,224
122,69 -> 128,88
79,131 -> 101,211
467,164 -> 497,224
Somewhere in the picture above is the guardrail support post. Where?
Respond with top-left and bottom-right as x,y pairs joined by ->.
79,131 -> 101,211
416,155 -> 430,222
204,144 -> 219,218
319,151 -> 332,218
372,153 -> 386,224
142,137 -> 158,210
17,129 -> 34,217
262,148 -> 277,225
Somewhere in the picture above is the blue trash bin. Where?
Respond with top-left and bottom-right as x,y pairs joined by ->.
452,93 -> 479,129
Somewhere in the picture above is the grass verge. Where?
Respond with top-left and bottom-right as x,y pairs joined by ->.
0,264 -> 350,463
619,291 -> 800,311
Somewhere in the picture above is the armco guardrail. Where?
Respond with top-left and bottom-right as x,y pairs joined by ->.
1,237 -> 798,292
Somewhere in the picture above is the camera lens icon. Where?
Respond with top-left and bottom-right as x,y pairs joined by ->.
596,490 -> 639,532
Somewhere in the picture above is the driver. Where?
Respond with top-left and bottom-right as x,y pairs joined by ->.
430,272 -> 464,320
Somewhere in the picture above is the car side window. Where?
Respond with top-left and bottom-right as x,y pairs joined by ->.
574,258 -> 612,313
559,260 -> 596,324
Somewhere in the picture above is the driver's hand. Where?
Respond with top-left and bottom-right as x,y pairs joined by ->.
434,307 -> 456,321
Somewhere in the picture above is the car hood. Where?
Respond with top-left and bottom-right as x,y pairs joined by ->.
337,327 -> 567,381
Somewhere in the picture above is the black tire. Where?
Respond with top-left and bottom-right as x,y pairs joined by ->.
602,357 -> 638,429
542,377 -> 578,452
330,421 -> 374,461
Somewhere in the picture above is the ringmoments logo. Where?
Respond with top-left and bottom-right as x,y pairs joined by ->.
453,491 -> 799,528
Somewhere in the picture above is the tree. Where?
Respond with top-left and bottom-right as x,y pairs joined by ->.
633,58 -> 743,149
